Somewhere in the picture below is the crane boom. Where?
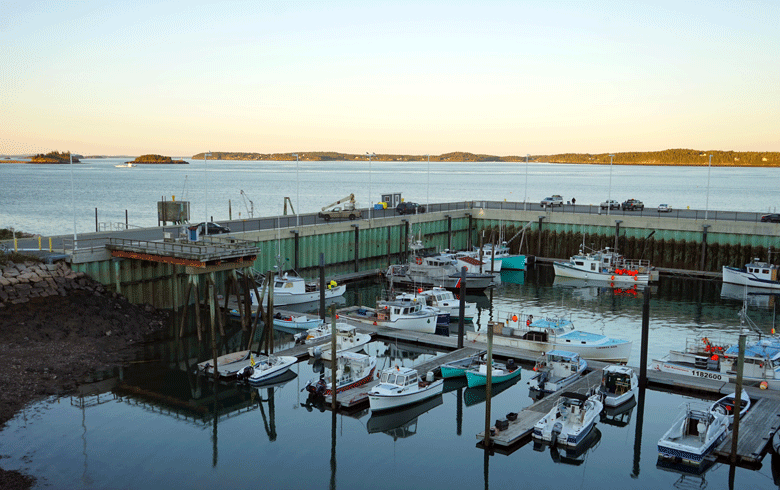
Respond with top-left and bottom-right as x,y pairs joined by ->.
321,193 -> 356,212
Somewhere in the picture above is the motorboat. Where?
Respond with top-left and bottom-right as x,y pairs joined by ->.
368,366 -> 444,411
394,293 -> 450,326
342,300 -> 437,334
599,365 -> 638,407
465,359 -> 521,388
197,350 -> 258,378
723,258 -> 780,290
235,355 -> 298,384
114,162 -> 136,168
270,312 -> 323,334
532,391 -> 603,447
475,241 -> 525,271
304,352 -> 377,397
440,352 -> 485,378
467,315 -> 632,363
710,391 -> 751,425
528,350 -> 587,395
385,241 -> 494,291
651,336 -> 780,390
657,404 -> 729,466
248,272 -> 346,308
306,324 -> 372,361
414,287 -> 476,321
553,246 -> 652,285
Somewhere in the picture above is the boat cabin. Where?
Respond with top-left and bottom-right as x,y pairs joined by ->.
720,341 -> 780,378
541,350 -> 582,377
379,366 -> 420,388
744,258 -> 779,281
600,366 -> 634,398
377,300 -> 424,320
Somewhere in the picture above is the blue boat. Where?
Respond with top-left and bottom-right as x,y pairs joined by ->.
465,359 -> 521,388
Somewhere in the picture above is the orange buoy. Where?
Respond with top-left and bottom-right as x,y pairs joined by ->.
761,381 -> 769,389
512,315 -> 518,322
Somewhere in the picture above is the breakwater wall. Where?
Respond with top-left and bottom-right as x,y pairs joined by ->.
0,261 -> 105,308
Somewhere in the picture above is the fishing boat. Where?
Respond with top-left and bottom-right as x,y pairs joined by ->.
270,312 -> 323,333
475,241 -> 526,271
234,355 -> 298,384
528,350 -> 587,395
599,365 -> 638,407
651,336 -> 780,390
532,391 -> 603,447
368,366 -> 444,411
553,245 -> 652,285
197,350 -> 258,378
306,324 -> 372,361
710,391 -> 751,424
466,315 -> 632,363
465,359 -> 522,388
440,352 -> 485,378
657,404 -> 729,466
415,286 -> 477,321
722,258 -> 780,290
246,272 -> 346,308
394,293 -> 450,326
342,300 -> 437,334
114,162 -> 136,168
385,241 -> 494,291
304,352 -> 377,397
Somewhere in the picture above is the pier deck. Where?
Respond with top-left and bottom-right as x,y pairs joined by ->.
713,396 -> 780,467
475,370 -> 603,447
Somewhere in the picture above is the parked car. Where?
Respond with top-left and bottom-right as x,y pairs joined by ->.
761,213 -> 780,223
540,195 -> 564,208
600,199 -> 620,210
396,202 -> 426,215
621,199 -> 644,211
197,222 -> 231,234
657,204 -> 672,213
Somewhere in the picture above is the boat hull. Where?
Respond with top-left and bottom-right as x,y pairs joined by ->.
465,366 -> 521,388
369,379 -> 444,411
651,358 -> 780,390
465,331 -> 631,363
722,266 -> 780,290
246,356 -> 298,384
554,262 -> 649,285
273,284 -> 347,306
501,255 -> 526,271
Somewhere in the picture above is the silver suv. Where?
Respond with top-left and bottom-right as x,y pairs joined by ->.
540,195 -> 564,208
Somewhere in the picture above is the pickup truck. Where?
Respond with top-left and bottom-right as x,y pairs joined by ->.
540,195 -> 564,208
318,206 -> 361,221
600,200 -> 620,210
621,199 -> 644,211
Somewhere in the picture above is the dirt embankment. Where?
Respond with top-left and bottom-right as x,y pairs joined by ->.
0,261 -> 169,489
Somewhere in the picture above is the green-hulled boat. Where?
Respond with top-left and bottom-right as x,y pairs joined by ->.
440,353 -> 485,378
465,360 -> 521,388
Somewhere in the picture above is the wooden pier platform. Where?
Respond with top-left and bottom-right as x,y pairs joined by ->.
475,369 -> 603,448
324,347 -> 485,408
713,396 -> 780,467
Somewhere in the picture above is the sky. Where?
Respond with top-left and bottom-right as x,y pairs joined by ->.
1,0 -> 778,156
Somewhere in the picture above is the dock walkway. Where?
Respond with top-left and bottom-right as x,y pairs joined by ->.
713,396 -> 780,467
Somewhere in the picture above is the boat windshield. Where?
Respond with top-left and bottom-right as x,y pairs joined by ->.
381,372 -> 404,386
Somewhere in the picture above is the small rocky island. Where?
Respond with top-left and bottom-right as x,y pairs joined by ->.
125,154 -> 188,165
22,151 -> 82,164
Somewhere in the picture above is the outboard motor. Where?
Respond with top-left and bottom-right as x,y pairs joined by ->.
551,421 -> 563,447
236,366 -> 254,381
507,359 -> 516,371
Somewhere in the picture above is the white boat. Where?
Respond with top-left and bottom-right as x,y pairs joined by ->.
722,258 -> 780,290
197,350 -> 257,378
466,315 -> 632,363
415,287 -> 476,321
651,336 -> 780,390
245,272 -> 346,308
599,365 -> 638,407
465,359 -> 522,388
306,324 -> 372,361
710,391 -> 751,425
473,241 -> 525,272
553,246 -> 652,285
304,352 -> 377,397
368,366 -> 444,411
532,391 -> 603,447
385,241 -> 494,291
528,350 -> 588,395
657,404 -> 729,466
114,162 -> 136,168
343,300 -> 437,333
452,250 -> 496,273
394,293 -> 450,326
234,355 -> 297,384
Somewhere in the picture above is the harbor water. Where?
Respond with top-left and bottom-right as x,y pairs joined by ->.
2,266 -> 780,489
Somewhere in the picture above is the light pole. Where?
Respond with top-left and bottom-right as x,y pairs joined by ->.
426,154 -> 430,212
607,154 -> 614,216
204,151 -> 211,235
705,154 -> 712,220
70,152 -> 77,250
367,152 -> 375,219
524,154 -> 529,211
293,153 -> 299,228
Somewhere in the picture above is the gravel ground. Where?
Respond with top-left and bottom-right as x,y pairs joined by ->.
0,284 -> 169,489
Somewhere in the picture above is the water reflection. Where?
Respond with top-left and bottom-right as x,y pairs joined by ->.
600,396 -> 637,428
533,427 -> 602,466
366,395 -> 443,439
721,282 -> 778,310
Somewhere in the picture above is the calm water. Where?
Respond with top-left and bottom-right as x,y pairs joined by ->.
2,267 -> 780,489
2,159 -> 780,237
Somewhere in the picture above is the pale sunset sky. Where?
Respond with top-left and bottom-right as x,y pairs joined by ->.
1,0 -> 778,156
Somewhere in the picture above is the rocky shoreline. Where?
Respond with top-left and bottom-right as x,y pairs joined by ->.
0,261 -> 169,489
